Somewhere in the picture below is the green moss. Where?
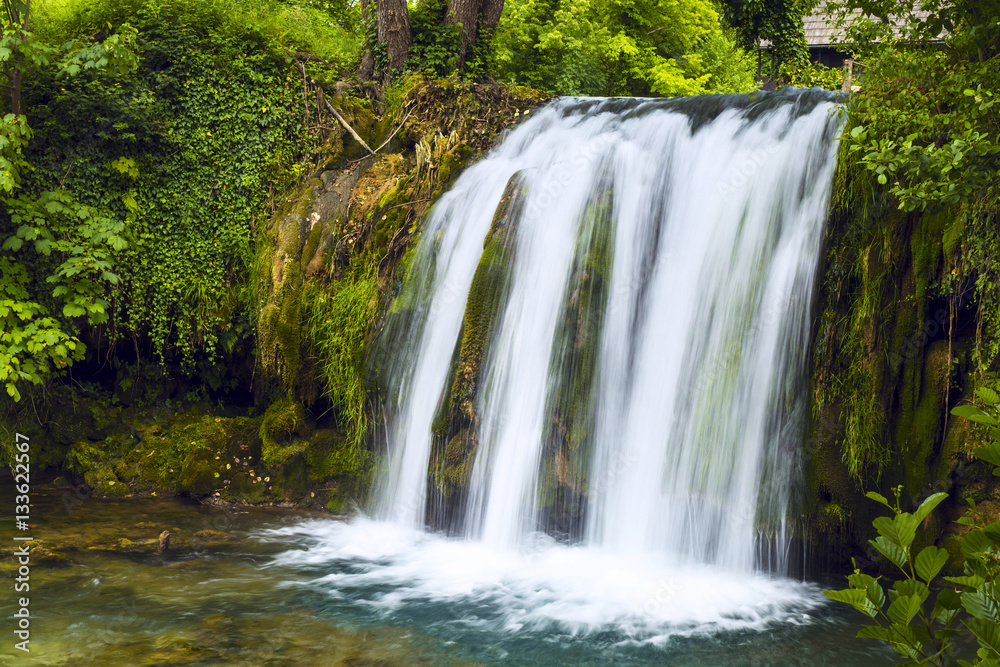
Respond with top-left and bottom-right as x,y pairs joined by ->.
304,274 -> 380,452
276,261 -> 304,382
437,428 -> 477,495
544,189 -> 614,455
303,429 -> 368,480
301,218 -> 324,268
436,174 -> 526,437
911,208 -> 948,308
262,400 -> 307,440
260,400 -> 309,468
262,437 -> 310,469
178,448 -> 220,496
897,340 -> 950,492
942,210 -> 966,258
437,145 -> 474,186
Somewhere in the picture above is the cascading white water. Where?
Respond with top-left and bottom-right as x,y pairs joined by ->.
376,90 -> 841,571
271,90 -> 846,641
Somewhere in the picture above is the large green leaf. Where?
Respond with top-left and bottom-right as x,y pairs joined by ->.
825,588 -> 878,618
976,387 -> 1000,406
946,575 -> 987,588
974,445 -> 1000,468
894,578 -> 930,604
887,594 -> 923,625
935,588 -> 963,614
915,545 -> 949,583
952,404 -> 998,426
866,491 -> 891,508
962,587 -> 1000,621
825,588 -> 868,606
873,512 -> 919,549
967,618 -> 1000,656
870,535 -> 909,570
963,530 -> 996,559
914,493 -> 948,524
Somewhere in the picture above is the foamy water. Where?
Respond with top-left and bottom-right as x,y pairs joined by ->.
263,518 -> 823,642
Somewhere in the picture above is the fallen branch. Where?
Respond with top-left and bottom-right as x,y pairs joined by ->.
323,98 -> 375,155
371,110 -> 413,154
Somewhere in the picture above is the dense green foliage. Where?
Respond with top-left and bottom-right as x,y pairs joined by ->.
718,0 -> 812,72
491,0 -> 757,95
827,386 -> 1000,665
0,1 -> 140,401
407,0 -> 463,77
830,0 -> 999,212
1,0 -> 364,403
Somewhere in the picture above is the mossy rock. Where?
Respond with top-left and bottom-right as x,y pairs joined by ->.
94,479 -> 130,498
262,400 -> 308,441
262,437 -> 311,469
29,545 -> 71,567
325,496 -> 352,514
438,429 -> 478,496
178,448 -> 221,496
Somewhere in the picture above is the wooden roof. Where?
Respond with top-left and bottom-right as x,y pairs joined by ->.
802,4 -> 934,48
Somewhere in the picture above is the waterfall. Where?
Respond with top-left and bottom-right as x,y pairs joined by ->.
373,88 -> 842,576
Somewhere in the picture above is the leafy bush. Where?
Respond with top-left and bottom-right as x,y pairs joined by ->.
826,383 -> 1000,665
491,0 -> 756,96
829,0 -> 1000,212
20,0 -> 348,374
779,60 -> 845,91
408,0 -> 461,77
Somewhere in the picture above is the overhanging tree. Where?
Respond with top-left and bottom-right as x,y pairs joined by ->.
718,0 -> 811,73
0,0 -> 138,400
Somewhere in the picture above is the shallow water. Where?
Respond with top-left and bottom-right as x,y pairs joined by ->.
1,485 -> 896,665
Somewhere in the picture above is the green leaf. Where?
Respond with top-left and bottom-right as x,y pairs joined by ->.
887,594 -> 923,625
946,575 -> 986,588
934,589 -> 963,623
825,588 -> 867,605
977,388 -> 1000,407
62,304 -> 86,318
962,587 -> 1000,621
894,578 -> 930,604
952,404 -> 998,426
870,535 -> 909,571
873,512 -> 919,549
914,493 -> 948,523
967,617 -> 1000,655
866,492 -> 891,508
963,530 -> 997,559
915,546 -> 949,583
973,445 -> 1000,468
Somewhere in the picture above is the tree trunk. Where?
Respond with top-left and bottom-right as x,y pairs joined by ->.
377,0 -> 412,80
479,0 -> 505,44
4,65 -> 22,116
447,0 -> 480,67
356,0 -> 375,81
